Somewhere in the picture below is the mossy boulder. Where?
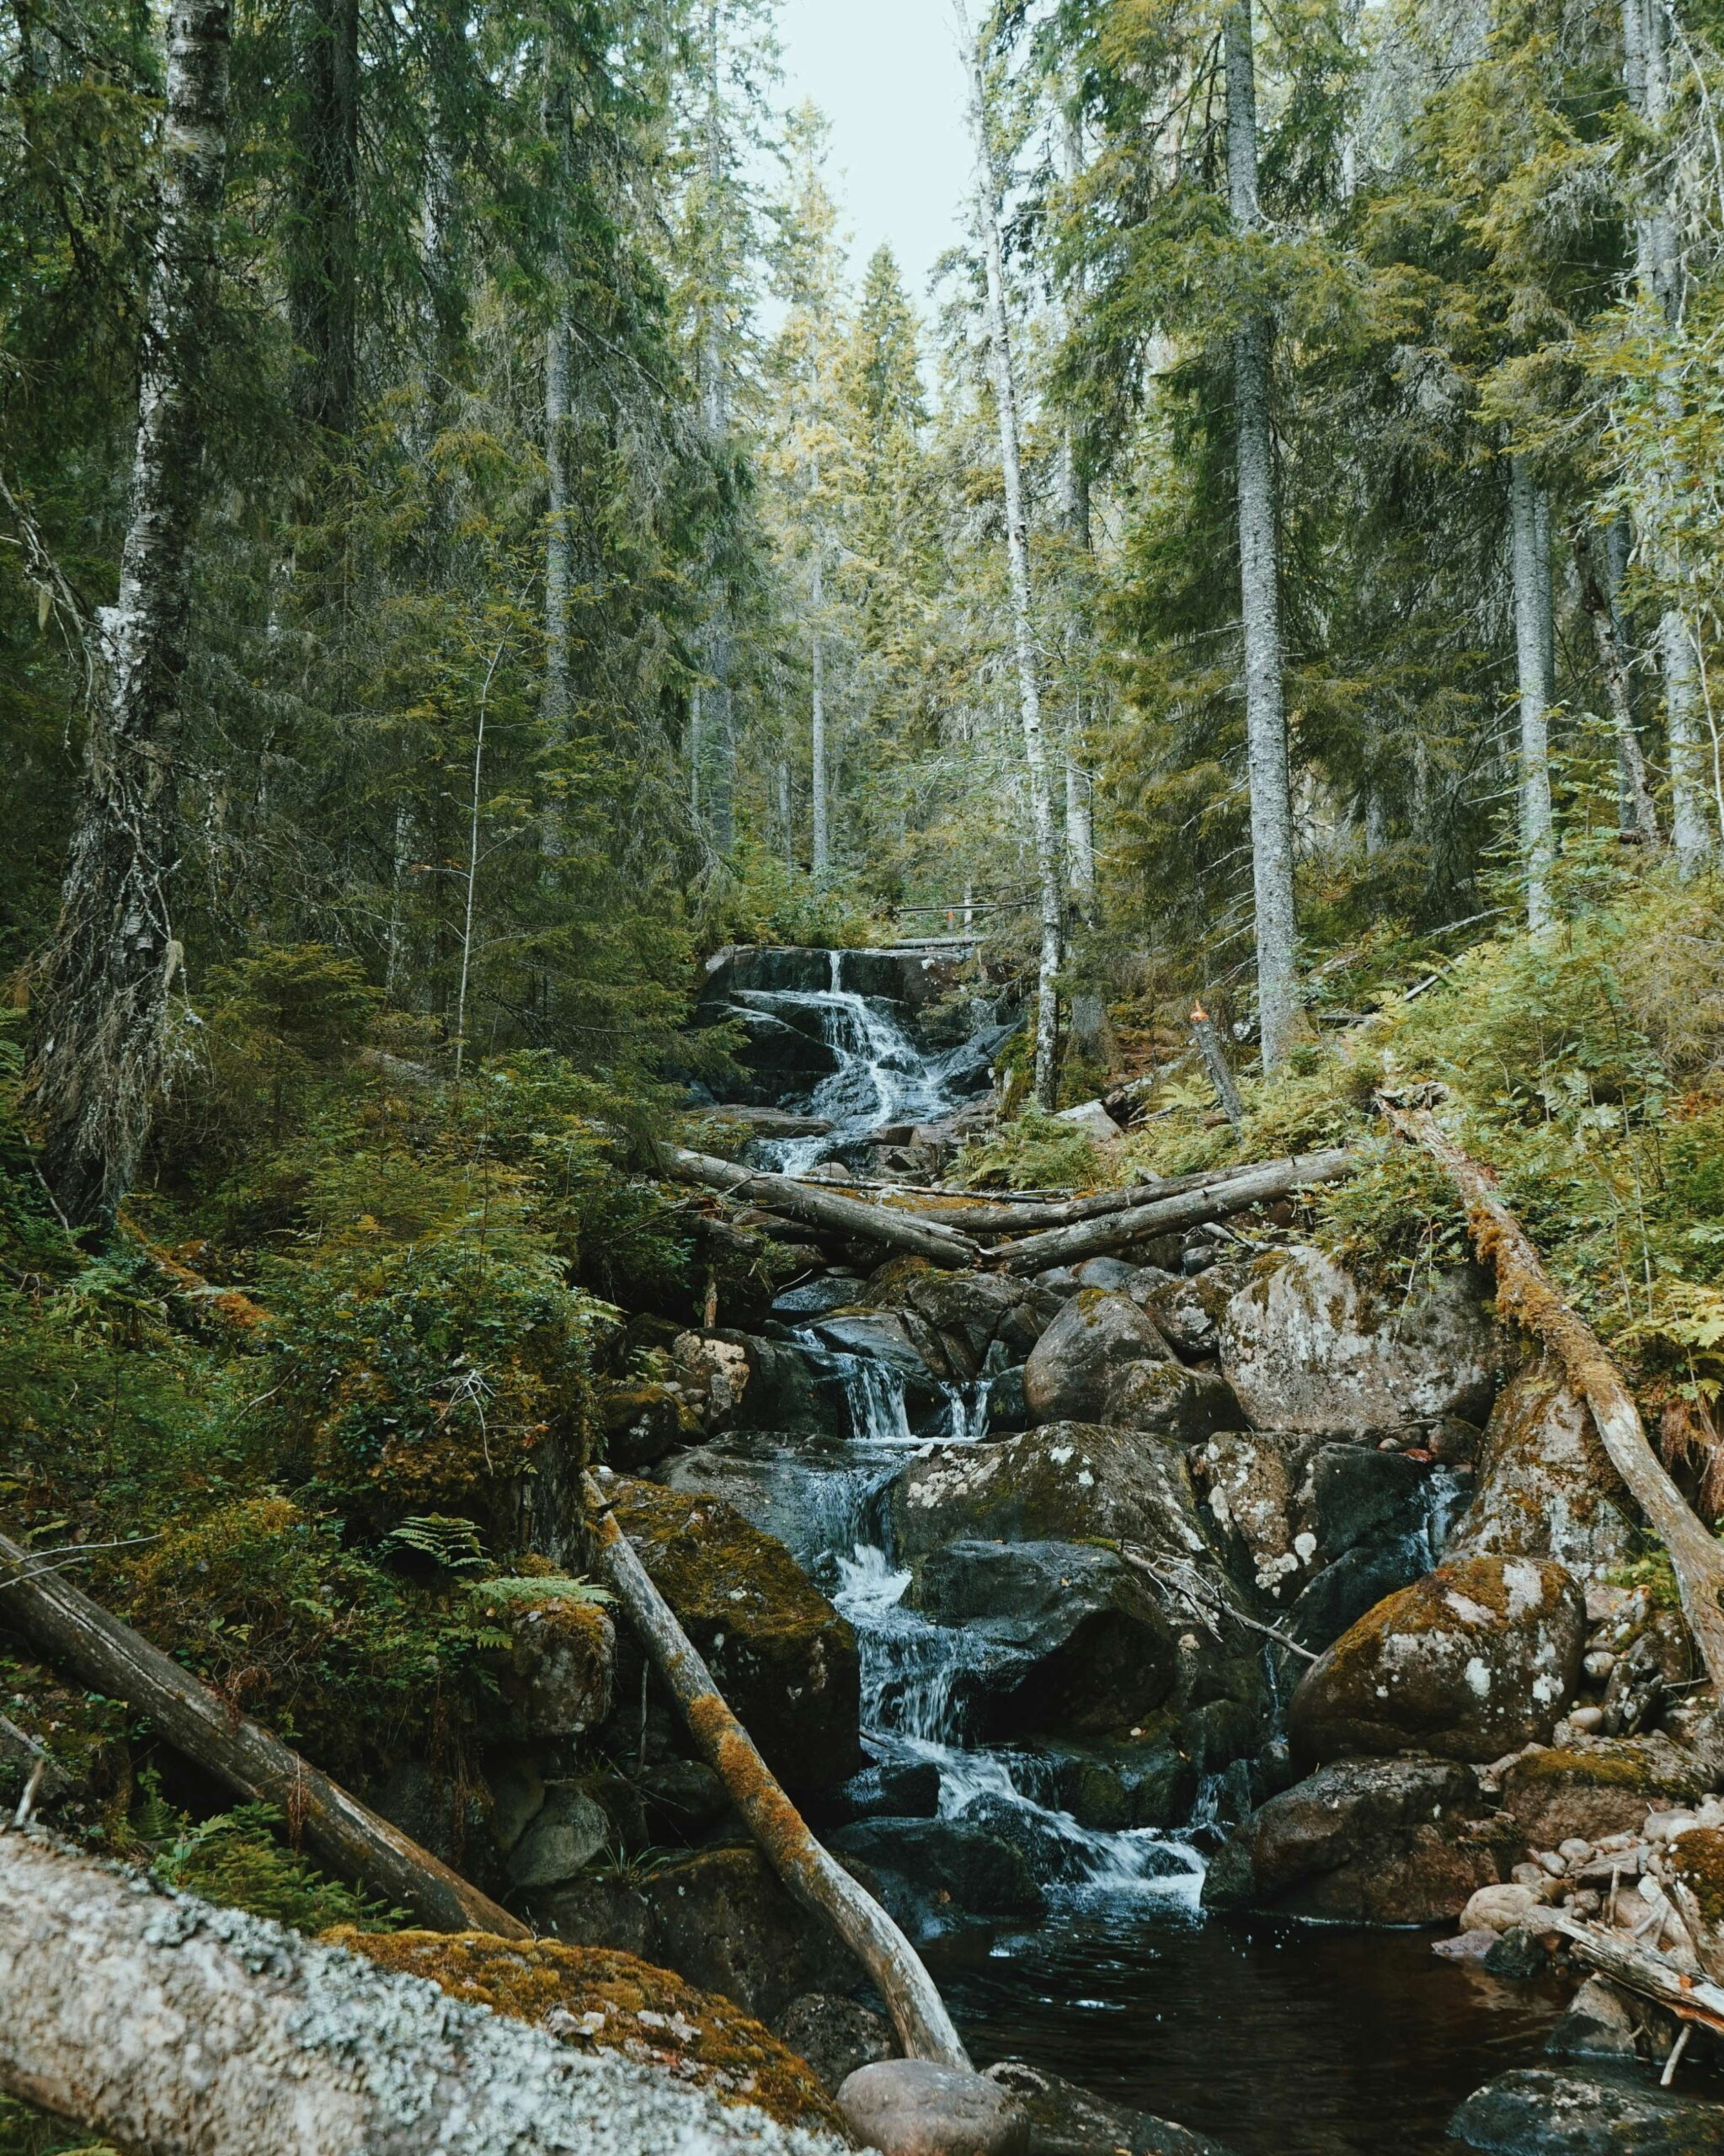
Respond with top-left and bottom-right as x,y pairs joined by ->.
636,1845 -> 862,2022
1203,1757 -> 1506,1924
601,1474 -> 862,1786
1022,1289 -> 1174,1424
1220,1245 -> 1499,1434
600,1383 -> 697,1472
1143,1270 -> 1235,1362
477,1592 -> 615,1745
327,1927 -> 845,2137
1289,1556 -> 1586,1764
1495,1736 -> 1711,1846
889,1422 -> 1211,1567
1446,1362 -> 1638,1582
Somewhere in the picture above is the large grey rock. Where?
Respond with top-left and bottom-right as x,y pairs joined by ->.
1143,1270 -> 1235,1362
1289,1554 -> 1586,1764
831,1817 -> 1047,1919
1449,1363 -> 1638,1582
634,1844 -> 859,2021
908,1539 -> 1182,1738
1220,1244 -> 1499,1433
810,1310 -> 946,1402
1451,2067 -> 1724,2153
1203,1756 -> 1504,1924
772,1993 -> 895,2096
506,1786 -> 610,1889
864,1263 -> 1063,1380
838,2061 -> 1029,2156
1022,1290 -> 1174,1424
983,2063 -> 1241,2156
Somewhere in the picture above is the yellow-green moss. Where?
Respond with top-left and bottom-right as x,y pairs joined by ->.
1670,1828 -> 1724,1928
608,1481 -> 843,1644
326,1929 -> 846,2136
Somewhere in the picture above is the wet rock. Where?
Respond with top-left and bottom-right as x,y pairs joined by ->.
333,1928 -> 847,2137
600,1473 -> 862,1786
983,2062 -> 1241,2156
831,1816 -> 1047,1919
1448,1364 -> 1638,1582
707,1002 -> 842,1104
600,1383 -> 694,1472
1288,1556 -> 1586,1764
1044,1737 -> 1198,1833
811,1310 -> 947,1405
507,1786 -> 611,1890
987,1364 -> 1031,1433
891,1423 -> 1214,1571
1483,1924 -> 1552,1978
1220,1245 -> 1499,1433
1203,1756 -> 1504,1924
908,1539 -> 1182,1739
840,2061 -> 1029,2156
1545,1978 -> 1642,2062
1493,1737 -> 1711,1848
864,1265 -> 1067,1381
771,1275 -> 865,1320
809,1758 -> 943,1827
657,1428 -> 871,1569
634,1844 -> 861,2021
772,1992 -> 896,2095
1450,2066 -> 1724,2153
1022,1290 -> 1175,1425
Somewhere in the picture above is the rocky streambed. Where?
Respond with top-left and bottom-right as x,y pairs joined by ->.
379,949 -> 1724,2153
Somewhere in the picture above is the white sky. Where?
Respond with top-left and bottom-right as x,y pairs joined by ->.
775,0 -> 973,309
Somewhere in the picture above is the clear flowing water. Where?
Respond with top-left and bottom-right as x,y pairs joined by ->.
730,958 -> 1571,2153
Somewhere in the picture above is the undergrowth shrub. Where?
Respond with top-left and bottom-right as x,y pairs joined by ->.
953,1105 -> 1104,1191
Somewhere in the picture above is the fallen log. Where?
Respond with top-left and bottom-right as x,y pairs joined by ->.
991,1149 -> 1357,1273
583,1470 -> 969,2070
660,1145 -> 980,1267
0,1528 -> 526,1939
1384,1103 -> 1724,1694
1546,1911 -> 1724,2038
0,1832 -> 839,2156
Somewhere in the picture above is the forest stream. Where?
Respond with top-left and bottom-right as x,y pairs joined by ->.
665,947 -> 1587,2156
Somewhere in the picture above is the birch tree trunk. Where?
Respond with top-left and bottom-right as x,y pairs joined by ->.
1510,456 -> 1556,929
1225,0 -> 1301,1071
0,1834 -> 841,2156
810,537 -> 830,876
963,7 -> 1064,1107
1625,0 -> 1715,872
22,0 -> 232,1231
1577,521 -> 1660,844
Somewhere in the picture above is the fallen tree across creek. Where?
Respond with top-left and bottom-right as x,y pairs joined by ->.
659,1144 -> 981,1267
0,1831 -> 843,2156
583,1470 -> 972,2070
1384,1102 -> 1724,1694
0,1526 -> 527,1939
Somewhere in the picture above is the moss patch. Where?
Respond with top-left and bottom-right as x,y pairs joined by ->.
328,1928 -> 846,2136
1670,1828 -> 1724,1928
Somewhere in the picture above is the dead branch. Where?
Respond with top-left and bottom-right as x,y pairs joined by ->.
659,1145 -> 981,1268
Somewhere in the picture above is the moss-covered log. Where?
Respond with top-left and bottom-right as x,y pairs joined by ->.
1385,1102 -> 1724,1693
0,1526 -> 526,1938
583,1471 -> 969,2070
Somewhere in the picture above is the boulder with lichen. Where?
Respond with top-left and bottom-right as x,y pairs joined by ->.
1446,1362 -> 1638,1582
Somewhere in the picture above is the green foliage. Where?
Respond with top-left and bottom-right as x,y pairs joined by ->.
147,1795 -> 403,1935
953,1104 -> 1104,1191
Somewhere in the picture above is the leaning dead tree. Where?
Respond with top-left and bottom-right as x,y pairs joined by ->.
1385,1102 -> 1724,1690
0,1833 -> 843,2156
584,1472 -> 971,2071
22,0 -> 233,1232
0,1527 -> 526,1937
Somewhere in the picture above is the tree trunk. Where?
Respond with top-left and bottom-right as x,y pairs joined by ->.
23,0 -> 232,1232
810,539 -> 829,876
584,1472 -> 969,2070
1225,0 -> 1301,1071
1577,522 -> 1660,844
994,1147 -> 1355,1273
543,308 -> 572,764
1509,456 -> 1556,930
1384,1102 -> 1724,1693
1065,760 -> 1095,907
0,1526 -> 525,1938
660,1145 -> 980,1265
289,0 -> 359,436
0,1834 -> 835,2156
963,5 -> 1064,1108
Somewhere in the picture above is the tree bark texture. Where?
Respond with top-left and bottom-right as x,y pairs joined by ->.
289,0 -> 359,435
23,0 -> 232,1232
1577,522 -> 1660,844
994,1148 -> 1355,1273
1509,456 -> 1556,929
0,1833 -> 842,2156
584,1474 -> 969,2070
963,8 -> 1064,1108
660,1145 -> 980,1265
1225,0 -> 1300,1070
0,1526 -> 526,1938
543,310 -> 572,745
1384,1103 -> 1724,1692
810,539 -> 829,876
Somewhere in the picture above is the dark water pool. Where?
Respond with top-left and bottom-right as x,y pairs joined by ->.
931,1903 -> 1568,2156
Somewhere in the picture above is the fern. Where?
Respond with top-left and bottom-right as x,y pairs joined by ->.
383,1515 -> 489,1572
467,1574 -> 613,1610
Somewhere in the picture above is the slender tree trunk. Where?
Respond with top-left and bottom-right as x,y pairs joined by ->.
289,0 -> 359,436
810,540 -> 829,877
963,7 -> 1063,1107
1225,0 -> 1300,1070
1577,523 -> 1660,844
543,312 -> 572,753
1510,456 -> 1556,929
1625,0 -> 1714,871
1065,759 -> 1095,907
1056,105 -> 1092,552
23,0 -> 232,1231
